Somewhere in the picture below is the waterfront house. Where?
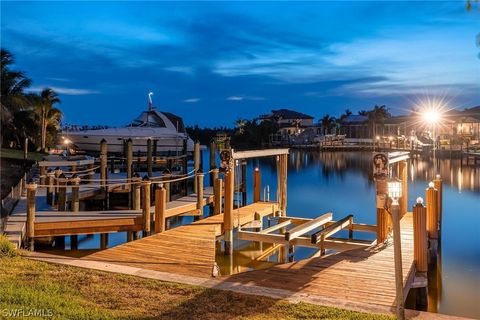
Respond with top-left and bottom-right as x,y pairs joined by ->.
260,109 -> 314,145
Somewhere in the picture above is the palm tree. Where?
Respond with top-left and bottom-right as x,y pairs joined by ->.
359,105 -> 391,138
320,114 -> 336,135
235,118 -> 247,134
1,49 -> 32,146
34,88 -> 62,151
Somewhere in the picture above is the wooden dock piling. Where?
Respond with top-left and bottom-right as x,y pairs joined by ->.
147,138 -> 153,176
194,141 -> 200,193
155,186 -> 167,233
400,160 -> 408,217
54,168 -> 62,203
132,174 -> 141,210
71,176 -> 80,212
433,175 -> 443,235
241,159 -> 247,205
196,171 -> 204,219
209,140 -> 216,186
224,167 -> 234,255
100,139 -> 108,190
40,166 -> 46,185
278,154 -> 288,216
126,138 -> 133,180
26,183 -> 37,251
70,176 -> 80,250
376,180 -> 389,243
57,174 -> 67,211
214,178 -> 223,216
413,199 -> 428,273
142,177 -> 151,236
426,183 -> 439,240
46,170 -> 54,205
100,233 -> 108,249
253,167 -> 261,202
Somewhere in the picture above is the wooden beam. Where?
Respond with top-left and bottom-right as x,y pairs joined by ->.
38,159 -> 95,167
285,212 -> 333,241
259,220 -> 291,234
311,214 -> 353,244
232,148 -> 289,160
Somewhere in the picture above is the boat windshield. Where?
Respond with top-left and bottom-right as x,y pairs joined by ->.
129,111 -> 166,128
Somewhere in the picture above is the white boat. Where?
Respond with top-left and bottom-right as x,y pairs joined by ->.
64,93 -> 194,155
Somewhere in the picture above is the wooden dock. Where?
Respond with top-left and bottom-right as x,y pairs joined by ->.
224,212 -> 415,310
81,202 -> 278,277
3,185 -> 217,247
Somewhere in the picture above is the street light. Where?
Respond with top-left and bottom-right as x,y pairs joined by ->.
422,109 -> 442,178
387,178 -> 405,320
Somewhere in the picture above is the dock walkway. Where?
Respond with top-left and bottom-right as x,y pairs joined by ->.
224,212 -> 415,311
3,184 -> 216,248
81,202 -> 278,277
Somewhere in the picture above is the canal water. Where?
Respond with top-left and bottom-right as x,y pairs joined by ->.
45,150 -> 479,318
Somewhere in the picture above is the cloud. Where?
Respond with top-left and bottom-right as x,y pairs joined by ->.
164,66 -> 194,75
183,98 -> 200,103
28,86 -> 100,95
227,95 -> 265,101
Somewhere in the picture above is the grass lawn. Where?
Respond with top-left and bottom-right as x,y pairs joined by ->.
0,254 -> 394,320
0,148 -> 45,162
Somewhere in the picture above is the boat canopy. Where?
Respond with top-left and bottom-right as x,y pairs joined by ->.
128,109 -> 186,133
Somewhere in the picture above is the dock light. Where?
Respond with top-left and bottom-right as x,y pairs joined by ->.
63,138 -> 71,145
376,136 -> 380,140
387,179 -> 402,201
389,136 -> 394,141
416,197 -> 424,205
428,181 -> 435,188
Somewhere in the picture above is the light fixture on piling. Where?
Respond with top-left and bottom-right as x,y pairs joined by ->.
63,138 -> 71,145
376,136 -> 380,140
428,181 -> 435,188
389,136 -> 394,141
387,178 -> 402,202
416,197 -> 424,205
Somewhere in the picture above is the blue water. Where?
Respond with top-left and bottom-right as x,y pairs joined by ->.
58,149 -> 479,318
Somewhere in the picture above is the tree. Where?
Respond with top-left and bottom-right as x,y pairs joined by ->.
320,114 -> 336,135
359,105 -> 391,138
34,88 -> 62,151
235,118 -> 247,135
1,49 -> 32,146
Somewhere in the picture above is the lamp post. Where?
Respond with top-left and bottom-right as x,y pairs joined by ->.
422,110 -> 441,178
387,178 -> 405,320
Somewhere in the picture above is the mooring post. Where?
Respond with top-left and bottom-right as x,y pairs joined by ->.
433,174 -> 443,237
40,165 -> 46,185
214,178 -> 223,216
87,163 -> 94,184
46,170 -> 54,206
426,182 -> 439,240
288,243 -> 295,262
253,167 -> 261,203
54,168 -> 62,203
154,186 -> 167,233
100,139 -> 108,189
194,140 -> 201,193
26,183 -> 37,251
132,174 -> 141,210
375,179 -> 389,243
224,167 -> 234,255
71,175 -> 80,212
70,175 -> 80,250
278,154 -> 288,216
241,159 -> 247,206
209,140 -> 216,186
195,171 -> 205,220
399,160 -> 408,217
147,138 -> 153,177
413,198 -> 428,273
100,233 -> 108,249
142,177 -> 151,236
126,138 -> 133,179
426,182 -> 439,261
57,173 -> 67,211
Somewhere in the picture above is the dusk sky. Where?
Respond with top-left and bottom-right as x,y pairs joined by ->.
1,1 -> 479,127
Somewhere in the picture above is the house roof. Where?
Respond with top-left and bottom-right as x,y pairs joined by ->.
261,109 -> 314,120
